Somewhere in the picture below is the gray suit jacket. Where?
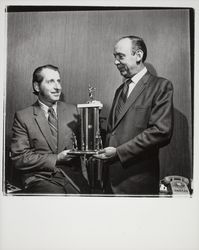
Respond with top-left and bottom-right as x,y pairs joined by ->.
11,101 -> 79,186
106,71 -> 174,194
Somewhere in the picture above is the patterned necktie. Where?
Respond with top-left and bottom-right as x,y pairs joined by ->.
48,107 -> 58,142
114,78 -> 131,122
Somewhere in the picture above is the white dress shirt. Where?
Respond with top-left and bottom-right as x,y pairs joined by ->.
127,66 -> 147,98
38,99 -> 57,119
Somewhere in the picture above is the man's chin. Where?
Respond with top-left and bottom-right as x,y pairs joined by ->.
49,98 -> 60,104
119,71 -> 127,77
51,94 -> 60,100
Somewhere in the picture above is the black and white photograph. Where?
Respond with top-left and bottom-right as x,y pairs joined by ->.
0,1 -> 198,250
3,6 -> 194,197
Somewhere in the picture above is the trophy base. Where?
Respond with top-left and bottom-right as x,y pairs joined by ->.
68,150 -> 99,156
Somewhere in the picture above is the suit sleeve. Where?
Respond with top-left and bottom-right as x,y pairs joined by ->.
116,80 -> 174,164
10,112 -> 58,172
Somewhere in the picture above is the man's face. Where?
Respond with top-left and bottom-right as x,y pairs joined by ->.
35,68 -> 62,106
114,38 -> 138,78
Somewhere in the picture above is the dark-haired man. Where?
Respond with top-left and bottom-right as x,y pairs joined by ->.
96,36 -> 174,195
10,65 -> 89,194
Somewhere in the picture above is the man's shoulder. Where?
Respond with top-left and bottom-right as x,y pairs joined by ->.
14,104 -> 37,123
147,71 -> 173,89
58,101 -> 76,110
57,101 -> 78,115
16,104 -> 34,115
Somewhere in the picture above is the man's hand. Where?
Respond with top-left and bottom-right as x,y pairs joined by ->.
57,149 -> 74,163
94,147 -> 117,160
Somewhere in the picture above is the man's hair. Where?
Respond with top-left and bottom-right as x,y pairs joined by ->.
119,36 -> 147,62
32,64 -> 60,95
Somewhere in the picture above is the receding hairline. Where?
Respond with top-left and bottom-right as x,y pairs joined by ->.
114,36 -> 147,62
115,36 -> 140,48
40,67 -> 60,75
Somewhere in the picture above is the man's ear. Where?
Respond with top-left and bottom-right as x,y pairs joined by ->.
33,81 -> 40,94
135,49 -> 144,63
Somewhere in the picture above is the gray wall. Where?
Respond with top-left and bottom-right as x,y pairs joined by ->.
6,9 -> 192,179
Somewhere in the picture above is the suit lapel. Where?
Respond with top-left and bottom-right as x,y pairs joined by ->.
33,102 -> 57,153
57,102 -> 67,152
107,87 -> 123,131
113,72 -> 151,129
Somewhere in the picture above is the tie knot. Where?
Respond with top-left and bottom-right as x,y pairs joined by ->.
48,107 -> 54,113
125,78 -> 132,86
48,107 -> 56,117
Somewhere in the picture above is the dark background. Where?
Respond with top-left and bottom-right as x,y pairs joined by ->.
5,7 -> 193,184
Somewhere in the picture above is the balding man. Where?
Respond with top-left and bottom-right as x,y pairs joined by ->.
96,36 -> 173,195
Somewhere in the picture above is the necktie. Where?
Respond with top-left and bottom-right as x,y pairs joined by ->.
48,107 -> 58,145
114,78 -> 131,122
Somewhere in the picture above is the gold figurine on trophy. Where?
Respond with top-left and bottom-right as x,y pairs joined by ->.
88,84 -> 96,103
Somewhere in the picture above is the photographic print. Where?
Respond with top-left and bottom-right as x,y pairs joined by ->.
0,1 -> 198,250
4,6 -> 193,197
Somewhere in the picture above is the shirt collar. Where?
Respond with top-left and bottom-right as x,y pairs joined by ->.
131,66 -> 147,84
38,99 -> 57,115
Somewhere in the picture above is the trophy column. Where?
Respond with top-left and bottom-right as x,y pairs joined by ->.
77,102 -> 103,152
77,102 -> 105,193
69,86 -> 106,193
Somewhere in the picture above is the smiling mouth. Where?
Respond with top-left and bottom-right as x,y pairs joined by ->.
117,66 -> 125,71
118,68 -> 126,73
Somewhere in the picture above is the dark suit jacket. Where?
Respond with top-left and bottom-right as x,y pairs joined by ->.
106,71 -> 174,195
10,101 -> 80,188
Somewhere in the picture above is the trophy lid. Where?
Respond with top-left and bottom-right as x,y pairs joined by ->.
77,101 -> 103,109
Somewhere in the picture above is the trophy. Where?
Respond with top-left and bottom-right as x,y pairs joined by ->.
70,84 -> 103,155
69,85 -> 105,192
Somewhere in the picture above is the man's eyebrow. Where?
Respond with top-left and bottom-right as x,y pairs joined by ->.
48,78 -> 57,82
113,52 -> 125,56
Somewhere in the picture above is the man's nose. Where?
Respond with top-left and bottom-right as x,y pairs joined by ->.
54,81 -> 62,90
114,58 -> 120,65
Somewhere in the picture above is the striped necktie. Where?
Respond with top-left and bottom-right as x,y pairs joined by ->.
48,107 -> 58,142
114,78 -> 131,122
